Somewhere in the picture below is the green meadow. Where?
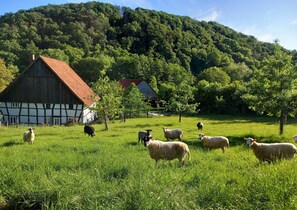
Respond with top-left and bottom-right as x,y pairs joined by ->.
0,115 -> 297,209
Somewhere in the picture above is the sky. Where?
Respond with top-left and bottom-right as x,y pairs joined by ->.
1,0 -> 297,51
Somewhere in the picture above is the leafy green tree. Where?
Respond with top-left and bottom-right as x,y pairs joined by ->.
166,82 -> 198,122
242,43 -> 297,134
198,67 -> 231,85
92,76 -> 123,130
41,48 -> 69,63
0,58 -> 14,92
122,83 -> 149,120
73,56 -> 113,85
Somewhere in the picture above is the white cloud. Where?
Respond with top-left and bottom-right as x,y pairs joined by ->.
290,19 -> 297,25
241,25 -> 274,43
192,9 -> 220,22
258,34 -> 274,42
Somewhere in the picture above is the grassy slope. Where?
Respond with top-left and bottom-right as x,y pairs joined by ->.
0,115 -> 297,209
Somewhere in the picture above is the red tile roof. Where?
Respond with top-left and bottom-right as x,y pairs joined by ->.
40,56 -> 98,106
119,79 -> 143,88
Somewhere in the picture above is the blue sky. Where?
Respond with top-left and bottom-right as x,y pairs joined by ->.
1,0 -> 297,50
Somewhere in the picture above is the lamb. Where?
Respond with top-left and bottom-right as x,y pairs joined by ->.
244,137 -> 297,163
23,127 -> 35,144
197,122 -> 204,130
138,129 -> 152,143
143,135 -> 190,166
198,133 -> 229,153
84,125 -> 95,137
163,127 -> 183,141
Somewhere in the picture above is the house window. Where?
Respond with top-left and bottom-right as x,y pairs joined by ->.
11,103 -> 19,108
69,104 -> 74,110
9,116 -> 18,124
46,104 -> 51,109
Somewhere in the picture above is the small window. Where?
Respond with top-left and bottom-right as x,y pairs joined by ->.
11,103 -> 19,108
69,104 -> 74,110
9,116 -> 18,124
46,104 -> 51,109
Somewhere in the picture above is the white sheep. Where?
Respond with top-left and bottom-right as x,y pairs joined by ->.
244,137 -> 297,163
143,135 -> 190,166
293,135 -> 297,143
198,133 -> 229,153
163,127 -> 183,141
23,127 -> 35,144
138,130 -> 152,143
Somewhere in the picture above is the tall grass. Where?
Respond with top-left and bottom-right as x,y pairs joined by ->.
0,115 -> 297,209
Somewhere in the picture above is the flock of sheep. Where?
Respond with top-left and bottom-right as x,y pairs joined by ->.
139,122 -> 297,166
22,121 -> 297,166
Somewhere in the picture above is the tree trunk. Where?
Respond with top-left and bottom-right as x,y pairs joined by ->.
279,110 -> 285,135
179,112 -> 182,123
103,111 -> 109,131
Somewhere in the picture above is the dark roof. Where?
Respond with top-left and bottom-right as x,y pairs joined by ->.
40,56 -> 98,106
119,79 -> 143,88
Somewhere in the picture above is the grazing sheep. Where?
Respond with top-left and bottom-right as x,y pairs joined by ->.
84,125 -> 95,137
197,122 -> 204,130
293,135 -> 297,143
23,127 -> 35,144
138,129 -> 152,143
163,127 -> 183,141
198,133 -> 229,153
244,137 -> 297,163
143,135 -> 190,166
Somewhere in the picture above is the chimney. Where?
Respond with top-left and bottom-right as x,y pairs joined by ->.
29,54 -> 35,64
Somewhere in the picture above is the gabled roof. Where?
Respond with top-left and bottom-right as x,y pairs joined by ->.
119,79 -> 158,100
40,56 -> 98,106
119,79 -> 143,89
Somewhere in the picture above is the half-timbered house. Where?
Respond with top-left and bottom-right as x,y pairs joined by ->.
0,56 -> 98,125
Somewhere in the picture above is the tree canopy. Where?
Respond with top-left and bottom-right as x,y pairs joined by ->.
0,2 -> 296,122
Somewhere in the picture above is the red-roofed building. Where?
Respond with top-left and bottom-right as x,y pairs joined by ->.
0,56 -> 98,125
119,79 -> 158,106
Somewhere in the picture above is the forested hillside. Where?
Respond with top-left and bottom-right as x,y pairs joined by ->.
0,1 -> 296,114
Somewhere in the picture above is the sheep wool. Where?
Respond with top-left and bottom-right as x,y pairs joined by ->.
244,137 -> 297,163
23,127 -> 35,144
198,133 -> 229,153
163,127 -> 183,141
145,140 -> 190,166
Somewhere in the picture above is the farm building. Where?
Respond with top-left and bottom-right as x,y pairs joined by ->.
0,56 -> 98,126
119,79 -> 159,106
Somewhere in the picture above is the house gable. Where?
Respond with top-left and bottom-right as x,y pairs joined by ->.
0,56 -> 97,106
119,79 -> 158,101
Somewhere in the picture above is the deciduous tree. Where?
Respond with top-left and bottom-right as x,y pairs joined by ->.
243,42 -> 297,134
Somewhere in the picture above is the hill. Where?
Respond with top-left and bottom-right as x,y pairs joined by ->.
0,1 -> 295,114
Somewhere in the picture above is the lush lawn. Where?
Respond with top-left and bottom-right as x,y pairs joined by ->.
0,115 -> 297,209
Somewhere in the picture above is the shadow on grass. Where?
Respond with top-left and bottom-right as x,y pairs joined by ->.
1,141 -> 23,147
197,114 -> 283,125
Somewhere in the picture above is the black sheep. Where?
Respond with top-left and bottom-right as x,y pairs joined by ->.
197,122 -> 203,130
84,125 -> 95,137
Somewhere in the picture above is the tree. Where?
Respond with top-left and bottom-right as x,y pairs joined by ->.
198,67 -> 231,85
72,56 -> 113,85
166,82 -> 198,122
0,58 -> 14,92
92,76 -> 123,130
122,83 -> 149,121
242,43 -> 297,135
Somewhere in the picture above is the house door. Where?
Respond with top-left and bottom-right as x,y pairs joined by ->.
54,118 -> 61,125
